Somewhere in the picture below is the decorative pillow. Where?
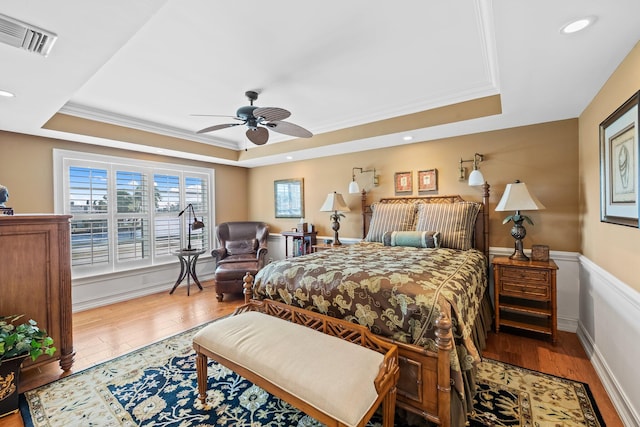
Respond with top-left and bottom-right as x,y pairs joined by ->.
225,239 -> 258,255
365,203 -> 417,243
414,202 -> 481,250
382,230 -> 440,248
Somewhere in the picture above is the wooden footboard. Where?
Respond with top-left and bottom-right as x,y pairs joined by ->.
242,273 -> 454,427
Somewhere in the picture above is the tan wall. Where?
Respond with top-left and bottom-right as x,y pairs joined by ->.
249,119 -> 579,252
579,41 -> 640,292
0,131 -> 248,222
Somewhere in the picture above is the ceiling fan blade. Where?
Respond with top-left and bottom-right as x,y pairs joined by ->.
266,121 -> 313,138
246,127 -> 269,145
190,114 -> 239,118
196,123 -> 241,134
253,107 -> 291,122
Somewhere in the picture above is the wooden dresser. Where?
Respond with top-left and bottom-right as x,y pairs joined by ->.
492,256 -> 559,343
0,215 -> 75,371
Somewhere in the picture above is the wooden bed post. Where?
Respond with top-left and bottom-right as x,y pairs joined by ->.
435,314 -> 453,427
243,272 -> 254,303
360,189 -> 368,239
481,182 -> 490,258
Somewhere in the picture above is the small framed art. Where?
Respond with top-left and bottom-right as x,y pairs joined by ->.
394,172 -> 412,194
599,91 -> 639,227
418,169 -> 438,192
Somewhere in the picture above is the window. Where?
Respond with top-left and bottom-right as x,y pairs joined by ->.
54,150 -> 215,277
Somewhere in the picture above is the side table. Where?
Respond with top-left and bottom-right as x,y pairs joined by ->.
492,256 -> 559,343
171,248 -> 206,295
281,230 -> 317,257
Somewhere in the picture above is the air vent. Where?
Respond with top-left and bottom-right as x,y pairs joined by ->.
0,13 -> 57,57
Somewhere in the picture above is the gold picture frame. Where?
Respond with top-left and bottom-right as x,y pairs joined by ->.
418,169 -> 438,192
394,171 -> 412,194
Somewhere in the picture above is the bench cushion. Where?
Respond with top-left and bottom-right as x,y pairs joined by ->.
193,311 -> 384,427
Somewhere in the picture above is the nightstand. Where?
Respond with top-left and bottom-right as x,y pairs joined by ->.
492,256 -> 559,343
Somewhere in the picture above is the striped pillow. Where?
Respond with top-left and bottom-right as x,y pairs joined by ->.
365,203 -> 417,243
415,202 -> 481,250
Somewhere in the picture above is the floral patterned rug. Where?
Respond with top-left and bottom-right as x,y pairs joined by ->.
469,359 -> 605,427
20,322 -> 604,426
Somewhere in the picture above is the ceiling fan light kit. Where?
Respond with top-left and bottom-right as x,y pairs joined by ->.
196,90 -> 313,145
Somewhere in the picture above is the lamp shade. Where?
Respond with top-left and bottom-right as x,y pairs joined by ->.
468,169 -> 485,186
320,192 -> 351,212
495,181 -> 545,212
348,180 -> 360,194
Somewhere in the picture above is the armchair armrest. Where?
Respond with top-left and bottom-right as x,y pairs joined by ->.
211,247 -> 227,267
257,247 -> 269,269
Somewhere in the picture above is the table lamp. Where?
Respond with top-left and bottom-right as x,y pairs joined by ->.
495,180 -> 545,261
319,192 -> 350,245
178,203 -> 205,251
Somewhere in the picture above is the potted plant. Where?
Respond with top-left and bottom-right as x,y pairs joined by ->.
0,314 -> 56,417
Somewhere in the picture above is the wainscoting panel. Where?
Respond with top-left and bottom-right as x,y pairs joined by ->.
578,255 -> 640,427
72,256 -> 215,312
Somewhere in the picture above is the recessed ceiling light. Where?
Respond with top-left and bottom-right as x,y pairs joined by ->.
560,16 -> 596,34
286,156 -> 293,160
0,89 -> 15,98
403,135 -> 413,141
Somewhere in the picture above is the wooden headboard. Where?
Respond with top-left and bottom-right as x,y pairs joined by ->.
360,182 -> 490,258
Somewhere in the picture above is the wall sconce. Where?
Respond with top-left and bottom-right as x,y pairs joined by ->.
349,167 -> 379,193
458,153 -> 485,186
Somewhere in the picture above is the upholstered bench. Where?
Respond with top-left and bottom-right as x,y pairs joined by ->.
193,299 -> 400,427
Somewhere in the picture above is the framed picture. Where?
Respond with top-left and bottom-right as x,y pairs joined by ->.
274,178 -> 305,218
599,91 -> 639,227
418,169 -> 438,192
394,171 -> 412,194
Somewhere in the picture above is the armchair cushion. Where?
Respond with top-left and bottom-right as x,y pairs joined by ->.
225,239 -> 258,255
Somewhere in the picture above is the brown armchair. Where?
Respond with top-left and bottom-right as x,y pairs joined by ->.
212,221 -> 269,301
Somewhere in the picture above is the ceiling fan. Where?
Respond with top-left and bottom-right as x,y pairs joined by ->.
194,91 -> 313,145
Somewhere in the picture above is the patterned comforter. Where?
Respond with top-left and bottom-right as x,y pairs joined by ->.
253,241 -> 488,377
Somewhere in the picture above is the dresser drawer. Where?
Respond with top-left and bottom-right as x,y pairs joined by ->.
500,266 -> 550,283
500,280 -> 550,300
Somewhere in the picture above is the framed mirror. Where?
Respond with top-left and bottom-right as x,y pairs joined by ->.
274,178 -> 304,218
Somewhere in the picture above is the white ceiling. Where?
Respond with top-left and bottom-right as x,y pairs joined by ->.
1,1 -> 639,168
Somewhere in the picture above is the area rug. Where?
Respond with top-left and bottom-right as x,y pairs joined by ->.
468,359 -> 605,427
20,322 -> 605,427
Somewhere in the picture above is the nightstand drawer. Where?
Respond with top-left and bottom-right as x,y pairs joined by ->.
500,280 -> 550,300
500,267 -> 550,283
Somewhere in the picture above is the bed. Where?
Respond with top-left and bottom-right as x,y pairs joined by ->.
243,184 -> 492,427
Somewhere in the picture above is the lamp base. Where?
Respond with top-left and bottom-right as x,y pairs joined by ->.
331,219 -> 341,245
509,249 -> 529,261
509,220 -> 529,261
509,237 -> 529,261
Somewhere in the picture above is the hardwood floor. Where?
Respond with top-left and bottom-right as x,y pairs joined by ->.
2,281 -> 623,426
